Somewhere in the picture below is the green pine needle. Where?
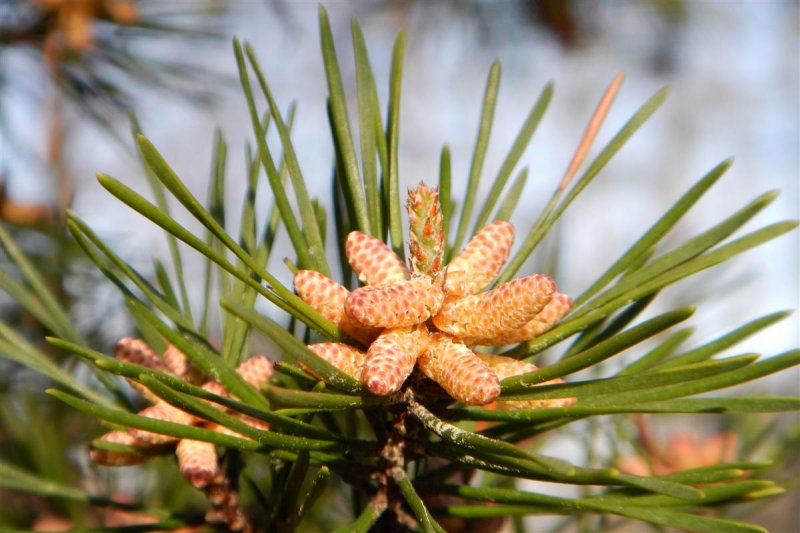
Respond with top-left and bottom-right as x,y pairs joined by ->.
0,8 -> 795,533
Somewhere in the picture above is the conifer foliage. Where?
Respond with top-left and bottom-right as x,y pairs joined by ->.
0,6 -> 797,532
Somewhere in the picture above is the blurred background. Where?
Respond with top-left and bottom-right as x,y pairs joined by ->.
2,0 -> 797,354
0,0 -> 798,530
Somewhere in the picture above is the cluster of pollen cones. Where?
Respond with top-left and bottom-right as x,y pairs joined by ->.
294,183 -> 577,407
88,184 -> 576,530
90,338 -> 273,532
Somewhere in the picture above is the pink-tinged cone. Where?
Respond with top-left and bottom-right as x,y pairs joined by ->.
445,221 -> 515,297
129,402 -> 195,445
477,353 -> 575,409
464,292 -> 572,346
362,326 -> 429,396
235,355 -> 273,390
176,438 -> 219,488
90,430 -> 151,466
201,380 -> 229,398
418,334 -> 500,406
306,343 -> 366,380
239,415 -> 270,433
197,380 -> 232,412
346,276 -> 444,328
294,270 -> 380,344
115,338 -> 169,403
432,274 -> 556,341
163,344 -> 197,381
345,231 -> 409,286
115,337 -> 167,371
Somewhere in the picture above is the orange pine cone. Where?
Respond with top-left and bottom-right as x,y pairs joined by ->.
345,231 -> 409,286
294,270 -> 380,344
464,292 -> 572,346
432,274 -> 556,341
445,221 -> 515,297
305,343 -> 366,380
418,334 -> 500,405
362,326 -> 429,396
89,430 -> 152,466
346,276 -> 444,328
477,353 -> 541,381
477,353 -> 575,409
294,270 -> 348,319
176,438 -> 219,488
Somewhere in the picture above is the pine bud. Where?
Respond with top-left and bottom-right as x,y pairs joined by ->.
294,269 -> 380,344
432,274 -> 555,341
464,292 -> 572,346
445,221 -> 514,296
176,438 -> 219,488
346,275 -> 444,328
305,343 -> 366,380
362,326 -> 429,396
345,231 -> 409,286
418,334 -> 500,405
407,183 -> 444,276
